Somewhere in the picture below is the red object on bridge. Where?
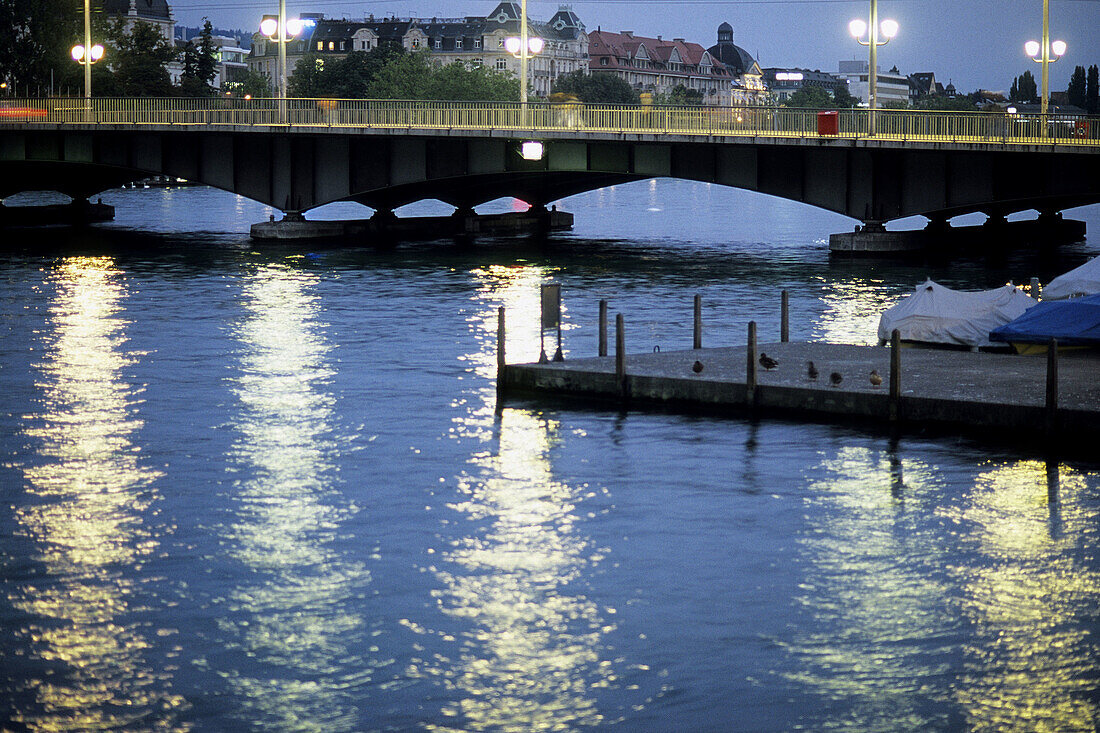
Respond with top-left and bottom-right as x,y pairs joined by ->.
817,110 -> 839,135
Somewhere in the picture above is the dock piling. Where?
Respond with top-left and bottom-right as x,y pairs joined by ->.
599,299 -> 608,357
615,313 -> 625,382
1046,337 -> 1058,435
693,294 -> 702,349
497,306 -> 506,384
1030,277 -> 1040,298
781,290 -> 789,343
747,321 -> 758,403
890,328 -> 901,421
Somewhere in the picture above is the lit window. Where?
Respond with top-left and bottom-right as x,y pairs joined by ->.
498,38 -> 504,48
328,41 -> 334,50
317,41 -> 323,51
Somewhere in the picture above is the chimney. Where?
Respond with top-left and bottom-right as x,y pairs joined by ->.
656,35 -> 661,41
620,30 -> 632,37
673,38 -> 685,43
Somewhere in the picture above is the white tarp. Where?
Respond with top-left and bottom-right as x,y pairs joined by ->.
1041,255 -> 1100,300
877,279 -> 1037,348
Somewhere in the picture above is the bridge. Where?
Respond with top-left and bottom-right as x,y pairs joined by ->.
2,97 -> 1099,243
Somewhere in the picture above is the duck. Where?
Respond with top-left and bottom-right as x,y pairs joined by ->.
807,361 -> 818,381
830,371 -> 843,388
692,360 -> 704,373
759,353 -> 778,371
869,369 -> 883,387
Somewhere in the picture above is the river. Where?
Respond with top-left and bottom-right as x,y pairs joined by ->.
2,181 -> 1099,731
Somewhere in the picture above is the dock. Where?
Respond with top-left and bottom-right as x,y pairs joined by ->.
499,340 -> 1100,446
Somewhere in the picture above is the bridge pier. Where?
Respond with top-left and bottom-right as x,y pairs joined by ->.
0,197 -> 114,228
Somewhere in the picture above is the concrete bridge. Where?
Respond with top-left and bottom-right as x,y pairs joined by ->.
1,98 -> 1098,245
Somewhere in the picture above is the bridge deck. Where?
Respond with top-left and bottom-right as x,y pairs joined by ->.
501,342 -> 1100,446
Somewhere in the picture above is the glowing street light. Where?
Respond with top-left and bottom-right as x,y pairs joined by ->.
72,0 -> 104,99
848,0 -> 898,114
260,5 -> 304,106
1024,0 -> 1066,120
503,0 -> 543,118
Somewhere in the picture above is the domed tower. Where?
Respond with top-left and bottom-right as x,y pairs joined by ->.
707,21 -> 765,103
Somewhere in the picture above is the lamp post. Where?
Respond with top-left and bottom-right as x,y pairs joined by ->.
71,0 -> 104,100
849,0 -> 897,133
260,5 -> 303,119
1024,0 -> 1066,120
504,0 -> 543,123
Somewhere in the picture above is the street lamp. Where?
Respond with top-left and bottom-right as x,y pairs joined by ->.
72,0 -> 104,99
1024,0 -> 1066,120
260,6 -> 304,106
848,0 -> 898,114
504,0 -> 543,119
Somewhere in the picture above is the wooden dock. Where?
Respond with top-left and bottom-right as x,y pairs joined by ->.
499,339 -> 1100,446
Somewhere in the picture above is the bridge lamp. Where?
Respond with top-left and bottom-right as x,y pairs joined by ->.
848,0 -> 898,115
71,44 -> 105,64
261,9 -> 304,106
520,140 -> 544,160
1025,0 -> 1066,122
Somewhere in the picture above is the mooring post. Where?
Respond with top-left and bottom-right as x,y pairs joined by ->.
747,321 -> 758,404
615,313 -> 626,395
1046,337 -> 1058,436
497,306 -> 506,385
599,299 -> 608,357
890,328 -> 901,421
693,294 -> 702,349
781,290 -> 789,343
1030,277 -> 1040,298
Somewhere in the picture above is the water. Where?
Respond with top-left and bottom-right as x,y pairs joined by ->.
2,181 -> 1100,731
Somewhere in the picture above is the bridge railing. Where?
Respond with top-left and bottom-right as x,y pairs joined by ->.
2,97 -> 1098,147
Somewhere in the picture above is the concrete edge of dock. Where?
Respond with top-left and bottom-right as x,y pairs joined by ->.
499,363 -> 1098,446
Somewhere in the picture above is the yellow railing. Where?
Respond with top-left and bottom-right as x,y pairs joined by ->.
2,97 -> 1099,147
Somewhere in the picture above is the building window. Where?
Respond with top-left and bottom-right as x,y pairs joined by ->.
339,41 -> 345,51
434,38 -> 441,49
317,41 -> 323,51
412,38 -> 420,48
496,58 -> 507,70
474,38 -> 481,48
471,58 -> 482,67
601,57 -> 608,66
328,41 -> 334,51
498,38 -> 505,48
455,38 -> 462,49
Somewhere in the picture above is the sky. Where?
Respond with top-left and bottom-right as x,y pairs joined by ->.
170,0 -> 1100,95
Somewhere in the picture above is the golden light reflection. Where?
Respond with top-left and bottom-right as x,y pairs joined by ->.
222,263 -> 369,730
411,264 -> 617,731
784,445 -> 948,723
948,459 -> 1100,730
814,278 -> 898,345
8,256 -> 186,731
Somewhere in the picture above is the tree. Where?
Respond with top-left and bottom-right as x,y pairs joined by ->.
662,84 -> 703,106
783,85 -> 833,108
427,61 -> 518,101
551,70 -> 638,104
1088,65 -> 1099,115
366,52 -> 433,99
0,0 -> 82,94
106,18 -> 177,96
224,68 -> 271,98
1067,65 -> 1086,109
832,84 -> 860,109
1010,70 -> 1038,103
912,94 -> 977,111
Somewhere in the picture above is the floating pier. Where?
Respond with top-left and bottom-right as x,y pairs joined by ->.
0,199 -> 114,227
496,300 -> 1100,448
251,207 -> 573,242
829,215 -> 1087,256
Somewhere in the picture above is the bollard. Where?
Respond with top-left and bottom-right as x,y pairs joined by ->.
598,299 -> 608,357
1030,277 -> 1040,299
781,290 -> 789,343
747,321 -> 758,403
1046,337 -> 1058,435
693,294 -> 702,349
615,313 -> 625,382
889,328 -> 901,421
497,306 -> 506,385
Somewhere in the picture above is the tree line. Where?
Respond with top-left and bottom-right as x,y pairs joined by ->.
1011,65 -> 1099,113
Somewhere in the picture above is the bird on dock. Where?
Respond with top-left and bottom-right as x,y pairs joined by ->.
692,360 -> 704,373
869,369 -> 883,387
807,361 -> 818,381
759,353 -> 778,371
830,371 -> 843,388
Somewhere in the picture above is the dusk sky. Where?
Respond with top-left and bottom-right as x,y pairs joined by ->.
169,0 -> 1099,95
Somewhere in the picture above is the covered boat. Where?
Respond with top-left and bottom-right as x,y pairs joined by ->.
877,279 -> 1036,349
989,293 -> 1100,351
1041,255 -> 1100,300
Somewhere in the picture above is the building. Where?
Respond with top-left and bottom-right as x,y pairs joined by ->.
248,3 -> 588,98
705,23 -> 767,105
588,26 -> 761,105
837,59 -> 909,107
762,67 -> 847,103
101,0 -> 175,42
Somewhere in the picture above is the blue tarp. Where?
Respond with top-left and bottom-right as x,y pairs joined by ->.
989,293 -> 1100,346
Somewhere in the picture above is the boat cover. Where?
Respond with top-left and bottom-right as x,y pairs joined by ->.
877,279 -> 1037,348
1042,255 -> 1100,300
989,293 -> 1100,346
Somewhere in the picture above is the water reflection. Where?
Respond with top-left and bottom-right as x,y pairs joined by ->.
221,263 -> 369,730
413,265 -> 617,731
813,278 -> 899,345
949,460 -> 1100,730
6,257 -> 185,730
785,445 -> 950,726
